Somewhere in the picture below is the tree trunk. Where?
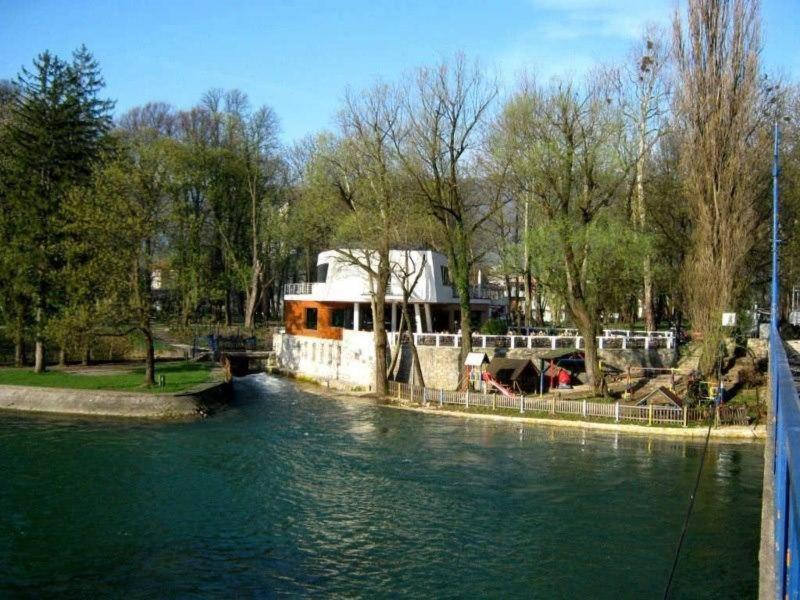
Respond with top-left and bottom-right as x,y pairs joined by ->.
407,309 -> 425,387
143,327 -> 156,386
634,115 -> 656,332
243,262 -> 260,329
643,255 -> 655,330
457,284 -> 473,368
14,310 -> 25,367
14,340 -> 24,368
82,344 -> 91,367
504,275 -> 513,328
371,253 -> 391,396
224,292 -> 232,326
568,298 -> 604,395
34,306 -> 45,373
58,347 -> 66,367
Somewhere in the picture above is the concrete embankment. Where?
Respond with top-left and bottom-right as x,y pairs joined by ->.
0,381 -> 232,419
385,402 -> 765,440
277,373 -> 765,441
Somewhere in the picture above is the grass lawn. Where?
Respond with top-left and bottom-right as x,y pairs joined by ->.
0,361 -> 217,394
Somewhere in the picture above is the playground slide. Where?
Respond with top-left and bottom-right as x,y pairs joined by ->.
482,373 -> 515,397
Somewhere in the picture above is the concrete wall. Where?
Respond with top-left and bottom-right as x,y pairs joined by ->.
275,330 -> 677,391
0,381 -> 231,418
413,346 -> 677,390
275,330 -> 376,389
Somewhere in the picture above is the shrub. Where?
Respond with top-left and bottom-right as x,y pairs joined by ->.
479,318 -> 507,335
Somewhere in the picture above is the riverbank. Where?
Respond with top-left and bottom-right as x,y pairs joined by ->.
275,374 -> 765,441
0,380 -> 231,419
383,401 -> 765,440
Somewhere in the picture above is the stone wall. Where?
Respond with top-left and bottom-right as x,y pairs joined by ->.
0,381 -> 231,419
275,330 -> 677,391
414,346 -> 677,390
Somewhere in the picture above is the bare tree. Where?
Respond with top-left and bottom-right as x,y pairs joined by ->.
610,27 -> 671,331
673,0 -> 769,374
310,83 -> 408,395
386,251 -> 427,386
396,55 -> 501,368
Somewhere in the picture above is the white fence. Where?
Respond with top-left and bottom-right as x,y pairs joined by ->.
387,381 -> 749,426
387,331 -> 674,350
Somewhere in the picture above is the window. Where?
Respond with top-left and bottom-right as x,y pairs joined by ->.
331,307 -> 353,329
305,307 -> 318,330
440,265 -> 451,286
316,263 -> 329,283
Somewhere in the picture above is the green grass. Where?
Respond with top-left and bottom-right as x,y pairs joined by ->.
0,361 -> 216,394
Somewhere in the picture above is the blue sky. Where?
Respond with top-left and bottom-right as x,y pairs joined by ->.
1,0 -> 797,144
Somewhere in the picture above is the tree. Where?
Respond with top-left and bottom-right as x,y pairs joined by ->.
673,0 -> 770,374
397,55 -> 501,368
88,129 -> 172,386
609,27 -> 670,331
304,83 -> 409,395
3,46 -> 113,372
495,78 -> 637,394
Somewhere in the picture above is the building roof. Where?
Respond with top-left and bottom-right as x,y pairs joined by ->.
636,386 -> 683,408
537,349 -> 585,361
465,352 -> 490,366
487,357 -> 538,380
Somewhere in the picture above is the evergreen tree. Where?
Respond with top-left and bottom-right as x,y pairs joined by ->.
3,46 -> 113,371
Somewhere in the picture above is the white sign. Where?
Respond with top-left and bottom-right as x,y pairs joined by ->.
722,312 -> 737,326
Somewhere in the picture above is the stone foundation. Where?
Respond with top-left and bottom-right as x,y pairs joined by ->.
0,381 -> 231,419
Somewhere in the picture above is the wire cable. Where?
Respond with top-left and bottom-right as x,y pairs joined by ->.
664,355 -> 724,599
662,411 -> 714,599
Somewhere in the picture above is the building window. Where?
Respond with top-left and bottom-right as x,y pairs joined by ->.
305,307 -> 318,330
441,265 -> 451,286
316,263 -> 329,283
331,307 -> 354,329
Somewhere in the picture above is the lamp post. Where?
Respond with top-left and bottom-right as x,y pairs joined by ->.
771,120 -> 780,333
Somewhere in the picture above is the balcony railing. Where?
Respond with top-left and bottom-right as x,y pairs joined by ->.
283,282 -> 314,295
386,332 -> 674,350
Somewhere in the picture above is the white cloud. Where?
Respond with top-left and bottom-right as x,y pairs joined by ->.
493,0 -> 674,88
529,0 -> 672,41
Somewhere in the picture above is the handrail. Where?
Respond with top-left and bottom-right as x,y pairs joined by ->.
283,282 -> 314,295
386,331 -> 674,350
769,326 -> 800,598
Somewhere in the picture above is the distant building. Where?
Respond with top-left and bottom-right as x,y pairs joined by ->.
151,269 -> 162,290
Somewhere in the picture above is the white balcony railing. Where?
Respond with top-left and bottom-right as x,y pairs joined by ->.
283,282 -> 314,295
386,332 -> 674,350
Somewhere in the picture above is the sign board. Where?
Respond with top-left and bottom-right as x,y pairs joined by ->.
722,312 -> 737,327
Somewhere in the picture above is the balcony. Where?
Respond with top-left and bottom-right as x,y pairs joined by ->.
283,282 -> 314,295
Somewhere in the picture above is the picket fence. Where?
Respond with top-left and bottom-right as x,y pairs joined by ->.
387,381 -> 750,427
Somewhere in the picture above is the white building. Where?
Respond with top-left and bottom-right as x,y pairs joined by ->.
275,249 -> 501,388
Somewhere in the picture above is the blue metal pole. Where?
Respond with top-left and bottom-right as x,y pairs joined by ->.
772,120 -> 780,332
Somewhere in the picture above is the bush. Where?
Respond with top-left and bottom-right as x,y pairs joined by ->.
479,318 -> 508,335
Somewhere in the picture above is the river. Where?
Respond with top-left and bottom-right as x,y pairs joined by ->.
0,374 -> 763,598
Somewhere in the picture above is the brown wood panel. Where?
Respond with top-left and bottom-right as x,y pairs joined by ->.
284,300 -> 345,340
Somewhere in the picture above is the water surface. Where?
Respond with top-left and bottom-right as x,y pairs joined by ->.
0,375 -> 763,598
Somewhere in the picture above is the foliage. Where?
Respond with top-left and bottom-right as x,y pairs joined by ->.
479,318 -> 507,335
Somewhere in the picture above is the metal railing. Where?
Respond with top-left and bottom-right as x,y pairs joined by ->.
769,326 -> 800,597
387,381 -> 748,426
386,332 -> 674,350
283,282 -> 314,295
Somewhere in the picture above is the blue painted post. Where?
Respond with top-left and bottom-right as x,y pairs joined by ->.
772,121 -> 780,334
